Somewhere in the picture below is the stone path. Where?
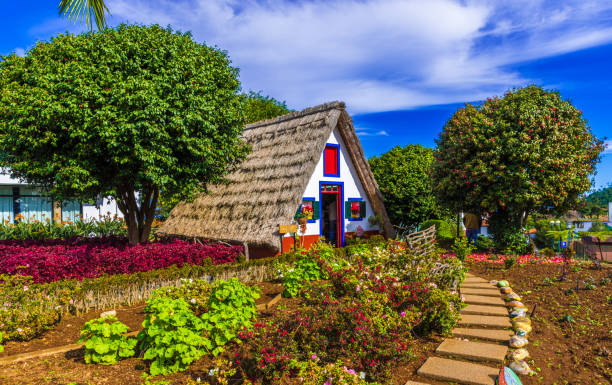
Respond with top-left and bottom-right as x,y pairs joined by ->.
413,273 -> 511,385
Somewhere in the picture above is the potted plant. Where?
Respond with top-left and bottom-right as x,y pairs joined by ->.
296,206 -> 313,227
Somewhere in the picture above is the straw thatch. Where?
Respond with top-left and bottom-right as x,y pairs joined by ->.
157,101 -> 394,251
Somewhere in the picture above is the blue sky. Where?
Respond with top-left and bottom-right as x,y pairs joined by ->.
1,0 -> 611,189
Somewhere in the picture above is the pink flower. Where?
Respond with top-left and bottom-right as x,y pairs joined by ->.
400,311 -> 406,317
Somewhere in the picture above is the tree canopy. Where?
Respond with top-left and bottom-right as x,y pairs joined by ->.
242,91 -> 292,124
369,144 -> 447,228
0,24 -> 248,244
586,185 -> 612,207
432,85 -> 604,241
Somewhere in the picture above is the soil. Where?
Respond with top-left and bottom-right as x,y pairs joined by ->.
6,262 -> 608,385
469,261 -> 612,385
0,279 -> 445,385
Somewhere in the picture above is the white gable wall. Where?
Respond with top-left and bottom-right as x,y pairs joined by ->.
288,127 -> 380,241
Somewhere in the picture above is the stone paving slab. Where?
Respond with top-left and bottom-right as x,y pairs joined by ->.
452,328 -> 513,343
460,288 -> 502,297
436,339 -> 508,363
460,281 -> 497,289
458,314 -> 511,328
404,381 -> 431,385
461,304 -> 508,316
464,277 -> 489,283
463,294 -> 505,307
417,357 -> 498,385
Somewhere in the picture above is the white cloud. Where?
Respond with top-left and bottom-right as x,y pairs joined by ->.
20,0 -> 612,113
13,48 -> 26,57
356,128 -> 390,137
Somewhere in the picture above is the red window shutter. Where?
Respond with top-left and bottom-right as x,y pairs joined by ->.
324,146 -> 339,175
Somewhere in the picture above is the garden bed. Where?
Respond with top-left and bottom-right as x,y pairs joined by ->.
0,238 -> 464,385
468,260 -> 611,384
0,281 -> 448,385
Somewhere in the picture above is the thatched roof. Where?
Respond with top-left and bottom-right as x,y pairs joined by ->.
157,101 -> 394,251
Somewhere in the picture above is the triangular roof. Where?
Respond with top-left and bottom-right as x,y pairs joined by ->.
157,101 -> 394,251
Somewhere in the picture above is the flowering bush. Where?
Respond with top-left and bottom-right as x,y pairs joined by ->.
297,358 -> 377,385
0,274 -> 74,340
0,215 -> 131,240
465,253 -> 573,265
0,237 -> 242,283
236,238 -> 466,383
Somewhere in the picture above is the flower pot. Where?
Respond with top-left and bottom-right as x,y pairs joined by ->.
297,217 -> 308,225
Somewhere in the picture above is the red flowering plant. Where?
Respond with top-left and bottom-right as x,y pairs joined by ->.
0,237 -> 242,283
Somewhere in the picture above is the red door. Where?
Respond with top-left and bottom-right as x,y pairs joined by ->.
320,184 -> 343,247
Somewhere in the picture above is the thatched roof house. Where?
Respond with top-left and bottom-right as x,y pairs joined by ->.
157,101 -> 393,256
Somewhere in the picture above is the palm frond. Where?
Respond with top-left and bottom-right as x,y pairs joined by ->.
59,0 -> 110,31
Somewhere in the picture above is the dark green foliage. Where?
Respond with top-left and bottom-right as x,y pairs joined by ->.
370,145 -> 447,227
475,235 -> 494,252
534,219 -> 567,248
420,219 -> 456,248
432,86 -> 604,246
588,221 -> 608,232
78,316 -> 136,365
0,25 -> 248,245
243,91 -> 292,124
586,185 -> 612,207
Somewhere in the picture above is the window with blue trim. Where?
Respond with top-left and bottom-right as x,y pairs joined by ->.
346,198 -> 366,221
323,144 -> 340,177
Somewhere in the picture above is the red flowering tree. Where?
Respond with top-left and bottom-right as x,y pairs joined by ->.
432,86 -> 604,245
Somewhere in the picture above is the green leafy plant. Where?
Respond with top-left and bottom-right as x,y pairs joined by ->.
584,276 -> 597,290
451,236 -> 473,262
201,278 -> 260,356
137,297 -> 208,376
542,277 -> 554,286
150,278 -> 212,315
78,316 -> 136,365
0,332 -> 4,353
282,254 -> 328,297
504,256 -> 517,269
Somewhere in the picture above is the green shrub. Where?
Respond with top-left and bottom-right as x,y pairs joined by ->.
475,235 -> 494,252
281,254 -> 328,298
137,297 -> 208,376
0,274 -> 73,341
296,359 -> 375,385
150,278 -> 212,315
421,219 -> 456,248
504,256 -> 517,269
0,215 -> 127,241
78,316 -> 136,365
201,278 -> 260,356
451,237 -> 473,262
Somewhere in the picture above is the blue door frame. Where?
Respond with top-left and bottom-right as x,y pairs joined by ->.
318,181 -> 345,247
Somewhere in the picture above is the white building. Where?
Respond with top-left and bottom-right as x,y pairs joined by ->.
0,168 -> 122,223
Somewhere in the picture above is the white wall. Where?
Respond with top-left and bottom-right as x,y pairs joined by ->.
0,168 -> 122,221
287,127 -> 380,240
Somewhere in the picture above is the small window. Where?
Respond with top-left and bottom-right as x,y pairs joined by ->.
346,199 -> 366,221
297,198 -> 319,222
323,144 -> 340,177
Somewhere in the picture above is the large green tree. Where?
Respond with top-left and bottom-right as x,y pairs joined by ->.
432,85 -> 604,241
369,144 -> 446,228
243,91 -> 292,124
0,24 -> 248,245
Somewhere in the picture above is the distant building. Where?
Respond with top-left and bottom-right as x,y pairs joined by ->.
0,169 -> 122,223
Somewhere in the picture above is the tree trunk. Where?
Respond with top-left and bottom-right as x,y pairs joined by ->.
116,184 -> 159,246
